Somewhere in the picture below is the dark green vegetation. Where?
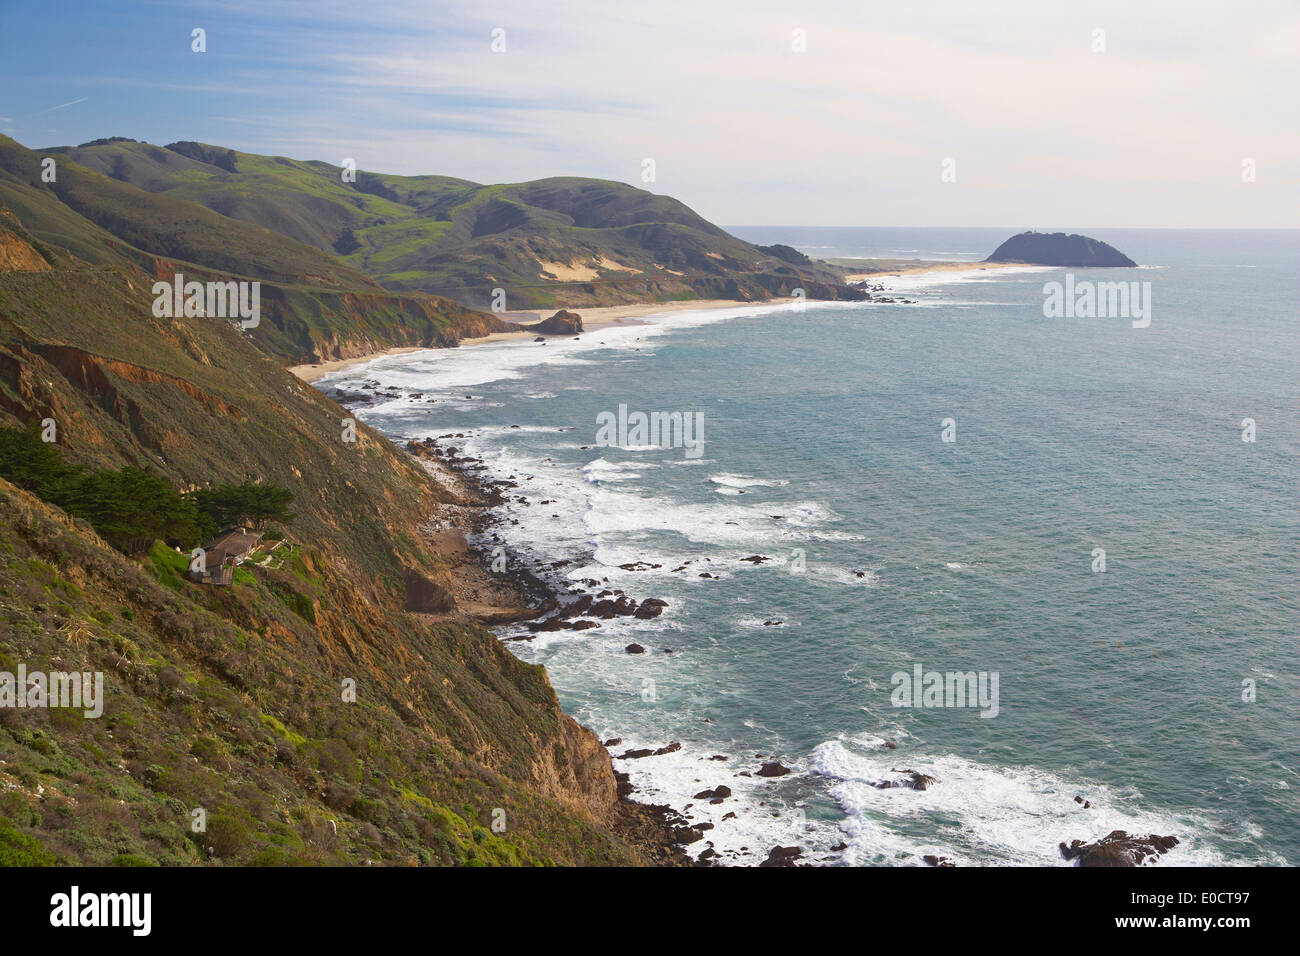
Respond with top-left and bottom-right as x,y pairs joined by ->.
0,154 -> 680,865
39,136 -> 863,310
0,422 -> 203,552
190,481 -> 296,531
986,231 -> 1137,267
0,423 -> 297,552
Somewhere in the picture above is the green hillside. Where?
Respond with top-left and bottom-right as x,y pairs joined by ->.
0,136 -> 510,366
45,137 -> 863,310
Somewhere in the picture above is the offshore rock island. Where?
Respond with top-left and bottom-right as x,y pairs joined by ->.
985,231 -> 1138,267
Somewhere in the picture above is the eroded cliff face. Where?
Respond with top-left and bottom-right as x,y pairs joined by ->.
0,230 -> 51,272
0,209 -> 52,272
533,683 -> 621,820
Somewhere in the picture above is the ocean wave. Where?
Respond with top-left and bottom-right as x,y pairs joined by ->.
583,492 -> 808,545
868,265 -> 1053,293
581,457 -> 646,483
710,472 -> 791,489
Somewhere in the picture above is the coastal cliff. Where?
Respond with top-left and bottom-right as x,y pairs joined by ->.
0,181 -> 686,865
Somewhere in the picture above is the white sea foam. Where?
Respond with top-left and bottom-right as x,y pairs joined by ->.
583,490 -> 832,547
811,734 -> 1282,866
807,564 -> 882,587
736,616 -> 793,628
610,741 -> 842,866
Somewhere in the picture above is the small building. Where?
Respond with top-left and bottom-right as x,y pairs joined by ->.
188,527 -> 263,586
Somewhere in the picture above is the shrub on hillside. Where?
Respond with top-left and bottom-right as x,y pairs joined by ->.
0,422 -> 207,553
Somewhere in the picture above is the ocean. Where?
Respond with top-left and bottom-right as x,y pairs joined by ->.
319,227 -> 1298,866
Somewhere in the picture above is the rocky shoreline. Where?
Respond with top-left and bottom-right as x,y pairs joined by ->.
417,433 -> 704,863
325,393 -> 695,865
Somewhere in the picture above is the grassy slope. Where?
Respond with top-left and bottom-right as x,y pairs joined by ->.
0,483 -> 645,866
0,221 -> 672,865
0,136 -> 510,365
47,138 -> 860,310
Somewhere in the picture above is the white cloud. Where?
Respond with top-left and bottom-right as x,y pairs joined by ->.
195,0 -> 1300,226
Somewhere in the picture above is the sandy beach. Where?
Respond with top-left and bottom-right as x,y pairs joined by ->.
842,260 -> 1026,283
457,297 -> 796,345
287,297 -> 792,382
289,346 -> 433,383
287,260 -> 1017,383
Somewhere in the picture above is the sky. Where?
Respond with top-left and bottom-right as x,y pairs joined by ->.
0,0 -> 1296,228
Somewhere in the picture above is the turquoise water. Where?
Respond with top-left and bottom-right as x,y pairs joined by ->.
326,228 -> 1298,866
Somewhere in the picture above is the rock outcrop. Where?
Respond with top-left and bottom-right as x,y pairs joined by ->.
759,846 -> 803,867
526,309 -> 584,335
402,569 -> 456,613
986,231 -> 1137,267
0,208 -> 53,272
874,769 -> 938,791
1059,830 -> 1180,866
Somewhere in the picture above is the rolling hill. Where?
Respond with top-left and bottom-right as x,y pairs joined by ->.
0,135 -> 511,367
44,137 -> 863,310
